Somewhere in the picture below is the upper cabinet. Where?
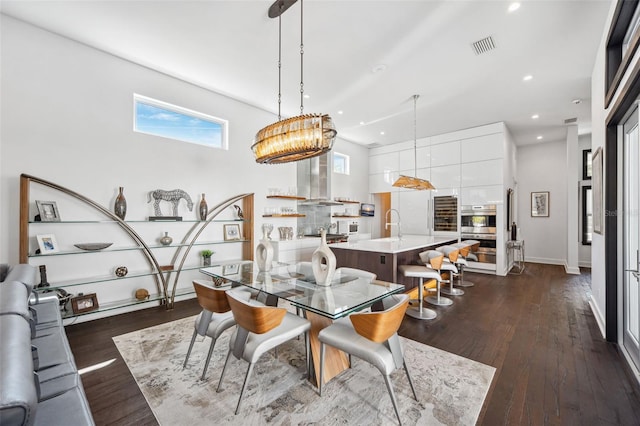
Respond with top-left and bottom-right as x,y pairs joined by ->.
460,133 -> 503,163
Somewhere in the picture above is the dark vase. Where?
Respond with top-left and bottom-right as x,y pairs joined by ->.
199,193 -> 208,221
115,187 -> 127,220
511,222 -> 517,241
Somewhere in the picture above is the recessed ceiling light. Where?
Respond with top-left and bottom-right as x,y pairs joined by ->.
508,2 -> 521,13
572,98 -> 582,104
337,110 -> 343,115
303,94 -> 310,99
531,114 -> 539,119
537,136 -> 543,140
359,121 -> 365,125
380,131 -> 385,135
523,75 -> 533,81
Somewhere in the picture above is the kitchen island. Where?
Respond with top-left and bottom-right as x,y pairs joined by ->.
330,235 -> 457,288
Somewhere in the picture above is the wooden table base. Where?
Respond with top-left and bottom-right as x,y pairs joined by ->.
306,311 -> 350,385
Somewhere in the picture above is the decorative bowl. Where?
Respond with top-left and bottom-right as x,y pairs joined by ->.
74,242 -> 113,251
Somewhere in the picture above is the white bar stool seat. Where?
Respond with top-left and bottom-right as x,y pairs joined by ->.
398,265 -> 439,320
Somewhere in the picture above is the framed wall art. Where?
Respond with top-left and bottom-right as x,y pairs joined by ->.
71,293 -> 99,314
583,149 -> 593,180
592,147 -> 603,234
36,200 -> 61,222
36,234 -> 60,254
531,191 -> 550,217
223,224 -> 241,241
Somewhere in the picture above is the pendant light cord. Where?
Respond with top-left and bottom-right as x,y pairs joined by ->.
277,3 -> 283,121
300,0 -> 304,115
413,94 -> 419,177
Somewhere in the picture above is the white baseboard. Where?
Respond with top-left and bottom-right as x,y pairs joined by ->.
578,261 -> 592,268
564,262 -> 581,275
525,256 -> 565,265
588,295 -> 606,339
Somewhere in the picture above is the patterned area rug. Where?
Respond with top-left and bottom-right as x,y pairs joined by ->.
113,315 -> 495,425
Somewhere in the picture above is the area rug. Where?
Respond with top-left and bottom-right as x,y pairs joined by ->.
113,316 -> 495,425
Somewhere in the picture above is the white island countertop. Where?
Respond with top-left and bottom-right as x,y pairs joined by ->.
329,235 -> 457,254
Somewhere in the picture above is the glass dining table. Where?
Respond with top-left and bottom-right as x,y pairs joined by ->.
200,261 -> 405,384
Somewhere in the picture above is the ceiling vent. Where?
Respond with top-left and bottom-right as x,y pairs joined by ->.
564,117 -> 578,124
472,36 -> 496,55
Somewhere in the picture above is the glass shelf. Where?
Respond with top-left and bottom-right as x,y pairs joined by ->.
28,239 -> 251,258
61,293 -> 166,319
262,214 -> 306,218
29,218 -> 249,224
33,265 -> 205,290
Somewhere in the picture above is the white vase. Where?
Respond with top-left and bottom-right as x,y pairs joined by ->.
312,229 -> 336,286
256,226 -> 274,272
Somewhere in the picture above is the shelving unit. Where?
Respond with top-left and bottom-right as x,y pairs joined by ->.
332,215 -> 360,218
19,174 -> 254,318
262,214 -> 306,218
266,195 -> 306,201
264,194 -> 305,218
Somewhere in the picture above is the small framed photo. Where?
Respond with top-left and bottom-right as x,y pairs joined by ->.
36,234 -> 60,254
223,263 -> 240,275
35,200 -> 61,222
223,224 -> 241,241
531,191 -> 550,217
71,293 -> 99,314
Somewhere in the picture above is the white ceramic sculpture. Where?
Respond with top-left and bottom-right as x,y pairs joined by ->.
312,228 -> 337,286
256,224 -> 274,272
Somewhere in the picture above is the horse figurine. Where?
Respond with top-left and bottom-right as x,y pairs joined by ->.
147,189 -> 194,217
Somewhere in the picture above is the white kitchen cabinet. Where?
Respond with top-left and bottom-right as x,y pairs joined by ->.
431,140 -> 461,167
460,132 -> 503,163
461,159 -> 503,187
369,152 -> 399,174
430,164 -> 461,189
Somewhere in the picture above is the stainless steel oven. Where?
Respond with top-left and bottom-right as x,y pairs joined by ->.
460,233 -> 496,264
461,204 -> 497,235
461,204 -> 497,264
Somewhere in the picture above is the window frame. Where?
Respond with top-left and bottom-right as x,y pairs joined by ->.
581,184 -> 593,245
333,151 -> 350,175
133,93 -> 229,150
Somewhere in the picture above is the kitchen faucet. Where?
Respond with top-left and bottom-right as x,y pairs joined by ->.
385,208 -> 402,240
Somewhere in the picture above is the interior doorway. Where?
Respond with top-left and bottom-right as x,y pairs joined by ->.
622,105 -> 640,370
373,192 -> 391,238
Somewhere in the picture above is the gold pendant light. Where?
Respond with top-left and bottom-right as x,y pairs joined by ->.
392,95 -> 435,190
252,0 -> 337,164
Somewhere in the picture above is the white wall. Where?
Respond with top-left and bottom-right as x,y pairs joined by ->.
0,16 -> 368,319
516,140 -> 567,265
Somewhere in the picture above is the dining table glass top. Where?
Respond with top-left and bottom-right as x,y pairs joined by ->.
200,261 -> 404,320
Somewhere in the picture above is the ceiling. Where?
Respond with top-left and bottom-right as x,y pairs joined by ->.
1,0 -> 613,147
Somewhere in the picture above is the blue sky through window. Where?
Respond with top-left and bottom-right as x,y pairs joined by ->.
134,97 -> 226,148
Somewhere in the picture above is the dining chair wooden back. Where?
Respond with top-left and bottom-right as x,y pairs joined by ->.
218,289 -> 311,415
317,294 -> 417,425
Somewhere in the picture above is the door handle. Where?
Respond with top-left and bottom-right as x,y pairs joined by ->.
625,269 -> 640,280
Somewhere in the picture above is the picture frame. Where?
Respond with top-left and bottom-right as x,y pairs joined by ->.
36,234 -> 60,254
71,293 -> 99,314
223,223 -> 241,241
222,263 -> 240,275
531,191 -> 550,217
35,200 -> 61,222
592,147 -> 603,235
583,149 -> 593,180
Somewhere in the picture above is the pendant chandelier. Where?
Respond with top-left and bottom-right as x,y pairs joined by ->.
392,95 -> 435,190
252,0 -> 337,164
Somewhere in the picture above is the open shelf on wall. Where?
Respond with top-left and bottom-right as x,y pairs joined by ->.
266,195 -> 307,200
262,214 -> 306,218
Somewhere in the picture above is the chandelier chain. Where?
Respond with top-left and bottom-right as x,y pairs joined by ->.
413,94 -> 419,176
277,4 -> 283,121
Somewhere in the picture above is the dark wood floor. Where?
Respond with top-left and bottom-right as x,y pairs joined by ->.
65,263 -> 640,425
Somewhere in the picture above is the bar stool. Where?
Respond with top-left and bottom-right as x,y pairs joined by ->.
435,246 -> 464,297
451,242 -> 473,288
460,239 -> 480,287
398,265 -> 440,320
419,250 -> 453,307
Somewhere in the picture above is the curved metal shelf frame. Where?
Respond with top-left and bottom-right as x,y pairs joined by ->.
19,173 -> 254,310
166,192 -> 253,307
20,174 -> 167,304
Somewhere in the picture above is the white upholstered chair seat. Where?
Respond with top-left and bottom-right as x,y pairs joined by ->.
318,319 -> 396,375
228,313 -> 310,363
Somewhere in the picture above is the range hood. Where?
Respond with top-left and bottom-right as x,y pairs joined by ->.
297,153 -> 343,206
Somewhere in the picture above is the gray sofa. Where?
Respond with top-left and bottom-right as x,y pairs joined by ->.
0,264 -> 94,425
